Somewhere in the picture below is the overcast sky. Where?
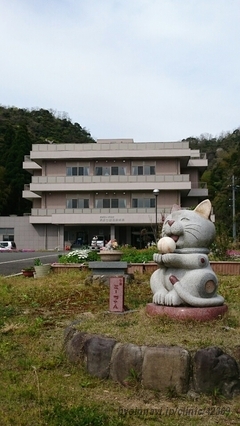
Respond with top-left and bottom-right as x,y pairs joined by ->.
1,0 -> 240,142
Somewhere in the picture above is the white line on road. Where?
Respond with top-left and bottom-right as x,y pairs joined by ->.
0,254 -> 59,265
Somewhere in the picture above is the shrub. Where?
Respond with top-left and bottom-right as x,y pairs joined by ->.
120,246 -> 158,263
58,249 -> 99,264
209,222 -> 231,260
58,247 -> 158,264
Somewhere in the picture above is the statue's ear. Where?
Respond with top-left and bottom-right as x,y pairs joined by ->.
171,204 -> 181,213
194,199 -> 212,219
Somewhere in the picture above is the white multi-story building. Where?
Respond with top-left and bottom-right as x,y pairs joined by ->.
13,138 -> 207,250
0,138 -> 209,250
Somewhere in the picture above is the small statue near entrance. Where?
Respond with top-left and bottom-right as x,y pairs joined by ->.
150,199 -> 225,308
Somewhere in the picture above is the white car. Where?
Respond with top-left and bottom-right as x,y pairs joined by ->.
0,241 -> 17,250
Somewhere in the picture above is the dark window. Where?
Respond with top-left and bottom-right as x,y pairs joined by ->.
132,198 -> 138,208
66,166 -> 89,176
111,167 -> 118,175
132,198 -> 156,208
111,199 -> 118,208
67,198 -> 89,208
145,165 -> 155,175
103,199 -> 110,208
95,167 -> 102,176
150,198 -> 155,208
132,165 -> 155,175
78,199 -> 89,208
72,199 -> 78,208
84,199 -> 89,208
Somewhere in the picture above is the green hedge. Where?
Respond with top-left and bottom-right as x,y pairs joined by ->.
58,246 -> 158,264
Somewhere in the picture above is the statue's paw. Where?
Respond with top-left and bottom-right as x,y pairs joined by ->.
153,289 -> 167,305
165,290 -> 181,306
153,253 -> 162,264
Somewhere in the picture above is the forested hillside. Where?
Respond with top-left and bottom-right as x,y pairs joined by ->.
0,106 -> 95,216
0,105 -> 239,240
185,129 -> 240,240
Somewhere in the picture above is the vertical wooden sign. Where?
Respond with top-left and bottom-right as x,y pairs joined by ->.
109,276 -> 125,312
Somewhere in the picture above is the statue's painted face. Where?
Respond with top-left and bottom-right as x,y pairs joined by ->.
162,200 -> 215,249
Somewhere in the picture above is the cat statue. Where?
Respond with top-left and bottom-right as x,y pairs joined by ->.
150,199 -> 225,307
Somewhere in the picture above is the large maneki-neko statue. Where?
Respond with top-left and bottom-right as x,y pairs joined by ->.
148,200 -> 227,320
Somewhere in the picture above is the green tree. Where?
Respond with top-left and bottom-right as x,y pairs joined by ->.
0,105 -> 96,215
3,124 -> 32,215
0,167 -> 10,214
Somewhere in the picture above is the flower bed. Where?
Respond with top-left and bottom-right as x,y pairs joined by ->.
51,260 -> 240,276
53,247 -> 240,276
59,248 -> 91,263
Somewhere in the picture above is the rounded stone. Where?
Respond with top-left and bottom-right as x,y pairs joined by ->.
157,237 -> 176,253
146,303 -> 228,321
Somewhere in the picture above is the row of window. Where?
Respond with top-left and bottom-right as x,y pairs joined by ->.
66,199 -> 90,209
66,165 -> 155,176
66,167 -> 90,176
66,198 -> 156,209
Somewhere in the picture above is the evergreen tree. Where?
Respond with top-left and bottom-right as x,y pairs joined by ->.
0,166 -> 10,214
2,124 -> 32,215
0,105 -> 95,215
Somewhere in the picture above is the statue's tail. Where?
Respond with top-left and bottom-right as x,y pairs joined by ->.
174,281 -> 225,307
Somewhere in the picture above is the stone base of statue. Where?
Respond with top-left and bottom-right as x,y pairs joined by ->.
146,303 -> 228,322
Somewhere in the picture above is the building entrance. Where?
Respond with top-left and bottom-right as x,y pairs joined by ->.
131,227 -> 155,249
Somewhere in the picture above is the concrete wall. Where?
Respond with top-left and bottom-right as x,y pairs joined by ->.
0,216 -> 62,250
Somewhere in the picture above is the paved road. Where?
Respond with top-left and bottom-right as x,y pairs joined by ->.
0,251 -> 65,276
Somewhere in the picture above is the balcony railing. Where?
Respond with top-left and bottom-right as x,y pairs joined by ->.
30,174 -> 190,185
30,207 -> 173,216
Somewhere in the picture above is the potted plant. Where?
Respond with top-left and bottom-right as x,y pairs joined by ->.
34,258 -> 51,278
99,239 -> 123,262
21,266 -> 35,277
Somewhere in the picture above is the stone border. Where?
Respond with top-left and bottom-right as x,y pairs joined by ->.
64,326 -> 240,399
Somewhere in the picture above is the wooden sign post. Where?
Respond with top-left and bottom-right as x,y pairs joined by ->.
109,276 -> 125,312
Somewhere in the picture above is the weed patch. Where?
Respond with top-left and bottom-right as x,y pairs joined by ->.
44,403 -> 127,426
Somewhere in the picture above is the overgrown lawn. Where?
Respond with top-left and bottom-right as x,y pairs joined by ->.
0,271 -> 240,425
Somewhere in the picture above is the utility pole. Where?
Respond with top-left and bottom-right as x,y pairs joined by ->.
232,175 -> 236,241
153,189 -> 160,242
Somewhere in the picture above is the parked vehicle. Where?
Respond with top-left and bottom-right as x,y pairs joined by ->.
0,241 -> 17,250
90,235 -> 105,250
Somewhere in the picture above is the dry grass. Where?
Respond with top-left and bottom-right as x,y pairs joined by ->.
0,270 -> 240,425
72,275 -> 240,355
